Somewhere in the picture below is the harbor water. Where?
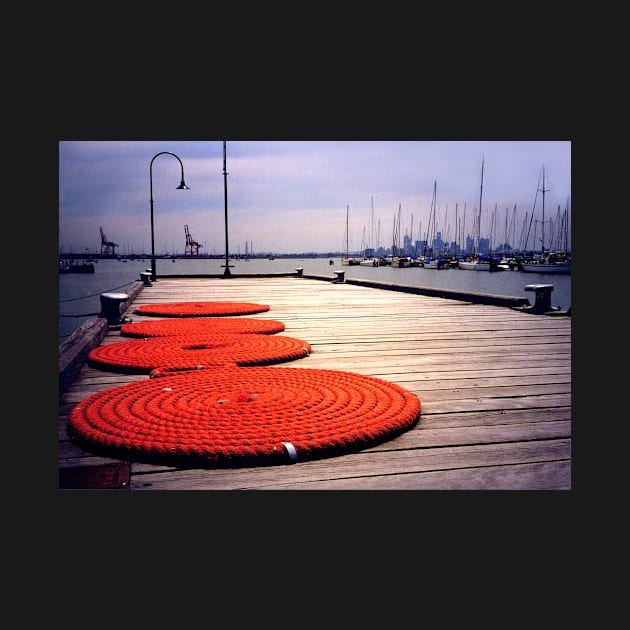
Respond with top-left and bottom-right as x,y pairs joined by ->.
59,256 -> 572,344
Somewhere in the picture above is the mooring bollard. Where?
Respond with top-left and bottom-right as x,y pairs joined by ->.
99,292 -> 130,326
140,271 -> 152,286
524,284 -> 554,313
333,270 -> 345,283
295,267 -> 304,278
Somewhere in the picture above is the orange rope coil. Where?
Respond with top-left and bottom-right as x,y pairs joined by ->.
88,333 -> 312,373
68,367 -> 421,467
121,317 -> 286,338
134,301 -> 270,317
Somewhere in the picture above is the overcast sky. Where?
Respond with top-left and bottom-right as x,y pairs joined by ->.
59,140 -> 571,256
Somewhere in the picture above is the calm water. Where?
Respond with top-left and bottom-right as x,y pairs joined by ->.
59,256 -> 572,344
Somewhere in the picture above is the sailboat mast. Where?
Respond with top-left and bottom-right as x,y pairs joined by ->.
462,202 -> 466,255
443,204 -> 448,256
370,195 -> 375,253
432,182 -> 437,250
391,211 -> 396,257
346,205 -> 350,258
564,197 -> 570,252
539,165 -> 549,255
477,157 -> 484,254
398,203 -> 402,255
541,166 -> 545,254
455,204 -> 459,255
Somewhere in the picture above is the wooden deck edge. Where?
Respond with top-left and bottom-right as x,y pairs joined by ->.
156,272 -> 299,279
58,281 -> 145,395
141,271 -> 530,308
303,274 -> 531,308
58,318 -> 109,395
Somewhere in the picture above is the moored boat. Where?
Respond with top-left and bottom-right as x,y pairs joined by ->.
458,255 -> 491,271
390,256 -> 412,268
460,158 -> 488,271
520,166 -> 571,274
359,257 -> 381,267
520,252 -> 571,274
59,259 -> 95,274
423,256 -> 450,269
341,204 -> 362,265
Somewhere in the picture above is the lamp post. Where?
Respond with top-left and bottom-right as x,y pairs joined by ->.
221,140 -> 233,277
149,151 -> 189,281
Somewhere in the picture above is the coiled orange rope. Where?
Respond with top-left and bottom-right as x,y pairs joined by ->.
68,367 -> 421,467
88,333 -> 312,373
120,317 -> 285,337
134,301 -> 270,317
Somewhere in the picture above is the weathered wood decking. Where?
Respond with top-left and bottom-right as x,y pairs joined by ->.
58,274 -> 571,490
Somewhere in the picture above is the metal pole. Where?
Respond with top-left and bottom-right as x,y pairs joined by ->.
149,151 -> 189,281
150,174 -> 156,281
222,140 -> 232,277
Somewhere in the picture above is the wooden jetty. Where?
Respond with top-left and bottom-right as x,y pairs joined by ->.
58,273 -> 571,490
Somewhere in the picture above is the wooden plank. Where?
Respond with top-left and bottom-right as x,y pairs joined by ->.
259,461 -> 572,490
128,439 -> 571,490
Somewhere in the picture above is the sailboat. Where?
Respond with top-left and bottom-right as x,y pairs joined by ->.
520,166 -> 571,274
341,205 -> 361,265
422,181 -> 450,269
458,158 -> 491,271
360,196 -> 381,266
389,203 -> 411,267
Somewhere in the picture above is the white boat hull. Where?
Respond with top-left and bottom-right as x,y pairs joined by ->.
458,261 -> 490,271
520,263 -> 571,274
424,260 -> 449,269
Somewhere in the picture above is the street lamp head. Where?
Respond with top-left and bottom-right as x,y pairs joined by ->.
177,180 -> 190,190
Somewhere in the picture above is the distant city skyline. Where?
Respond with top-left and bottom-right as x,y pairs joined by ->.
59,141 -> 571,256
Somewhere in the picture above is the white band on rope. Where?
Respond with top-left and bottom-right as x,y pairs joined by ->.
282,441 -> 298,462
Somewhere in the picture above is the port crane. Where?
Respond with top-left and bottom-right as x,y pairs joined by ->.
184,224 -> 202,257
100,226 -> 119,256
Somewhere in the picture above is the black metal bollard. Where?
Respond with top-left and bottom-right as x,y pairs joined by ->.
99,292 -> 130,326
524,284 -> 554,313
